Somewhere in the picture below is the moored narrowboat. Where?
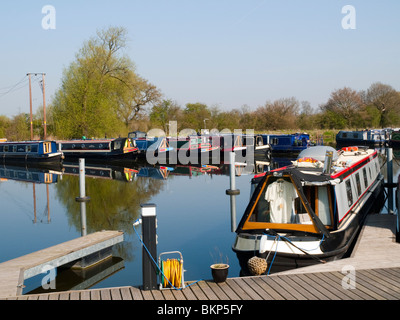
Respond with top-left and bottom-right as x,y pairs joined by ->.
260,133 -> 310,156
0,140 -> 63,164
167,136 -> 219,156
336,129 -> 388,149
233,145 -> 385,275
128,131 -> 173,157
57,137 -> 138,162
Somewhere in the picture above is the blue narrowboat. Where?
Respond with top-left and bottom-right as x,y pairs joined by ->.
336,130 -> 388,149
0,140 -> 63,164
261,133 -> 310,155
57,137 -> 138,162
128,131 -> 173,156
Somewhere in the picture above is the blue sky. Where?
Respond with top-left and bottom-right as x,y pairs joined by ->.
0,0 -> 399,117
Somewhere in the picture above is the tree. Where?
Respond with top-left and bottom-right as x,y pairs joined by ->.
182,102 -> 211,131
320,87 -> 364,128
0,115 -> 10,138
297,101 -> 316,130
363,82 -> 400,128
117,75 -> 162,128
6,113 -> 30,141
50,26 -> 160,139
149,99 -> 182,133
255,97 -> 300,131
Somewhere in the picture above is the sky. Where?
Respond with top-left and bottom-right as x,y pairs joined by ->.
0,0 -> 399,118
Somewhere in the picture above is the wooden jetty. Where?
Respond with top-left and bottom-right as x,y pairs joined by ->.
2,214 -> 399,301
0,230 -> 123,298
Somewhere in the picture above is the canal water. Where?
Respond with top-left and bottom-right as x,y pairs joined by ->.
0,150 -> 398,294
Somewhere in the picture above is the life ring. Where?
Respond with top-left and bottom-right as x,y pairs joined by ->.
297,157 -> 319,163
342,146 -> 358,152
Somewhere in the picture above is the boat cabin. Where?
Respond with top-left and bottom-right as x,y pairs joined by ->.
0,140 -> 63,164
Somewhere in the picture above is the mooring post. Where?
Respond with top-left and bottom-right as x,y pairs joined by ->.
141,203 -> 158,290
75,158 -> 90,236
226,152 -> 240,232
387,148 -> 394,214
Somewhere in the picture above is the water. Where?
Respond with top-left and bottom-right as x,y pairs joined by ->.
1,149 -> 398,295
0,159 -> 272,294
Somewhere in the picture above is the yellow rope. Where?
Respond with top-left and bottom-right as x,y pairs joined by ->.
161,259 -> 183,288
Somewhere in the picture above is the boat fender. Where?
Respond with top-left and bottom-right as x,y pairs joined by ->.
247,256 -> 268,276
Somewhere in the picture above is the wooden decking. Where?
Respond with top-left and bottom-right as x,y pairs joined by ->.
2,214 -> 400,301
0,230 -> 123,298
4,267 -> 400,300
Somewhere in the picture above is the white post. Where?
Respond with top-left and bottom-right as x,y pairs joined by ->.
75,158 -> 90,236
226,152 -> 240,232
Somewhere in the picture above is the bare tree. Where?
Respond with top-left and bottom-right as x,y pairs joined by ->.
364,82 -> 400,128
321,87 -> 363,128
256,97 -> 300,130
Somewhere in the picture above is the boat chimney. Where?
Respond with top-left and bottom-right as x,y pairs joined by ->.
322,150 -> 333,175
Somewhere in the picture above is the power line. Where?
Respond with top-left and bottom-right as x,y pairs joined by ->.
0,75 -> 42,99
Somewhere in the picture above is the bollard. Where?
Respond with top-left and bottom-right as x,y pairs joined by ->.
141,203 -> 158,290
226,152 -> 240,232
75,158 -> 90,236
387,148 -> 394,214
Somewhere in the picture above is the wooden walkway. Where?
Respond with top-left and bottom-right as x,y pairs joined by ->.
2,214 -> 400,301
4,267 -> 400,300
0,230 -> 123,298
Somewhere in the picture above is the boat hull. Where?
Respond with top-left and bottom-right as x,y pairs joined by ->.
0,152 -> 63,164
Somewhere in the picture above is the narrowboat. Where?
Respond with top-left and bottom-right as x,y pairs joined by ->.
128,131 -> 173,157
242,134 -> 271,157
167,136 -> 220,157
216,134 -> 247,154
336,129 -> 388,149
389,129 -> 400,148
57,137 -> 138,162
233,145 -> 385,275
0,140 -> 63,164
260,133 -> 310,156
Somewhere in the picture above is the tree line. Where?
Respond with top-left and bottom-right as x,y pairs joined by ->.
1,26 -> 399,141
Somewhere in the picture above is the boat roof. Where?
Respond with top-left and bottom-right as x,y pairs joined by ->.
0,140 -> 55,144
254,146 -> 378,186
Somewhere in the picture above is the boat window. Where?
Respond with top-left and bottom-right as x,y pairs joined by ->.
249,177 -> 315,225
362,168 -> 368,189
355,173 -> 362,197
271,138 -> 278,145
113,140 -> 122,150
345,180 -> 353,206
0,146 -> 3,152
17,145 -> 26,152
243,177 -> 322,233
4,146 -> 9,152
317,186 -> 331,226
43,142 -> 52,154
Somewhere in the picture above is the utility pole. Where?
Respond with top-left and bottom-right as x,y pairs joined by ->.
42,73 -> 47,140
26,73 -> 47,140
27,74 -> 33,140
